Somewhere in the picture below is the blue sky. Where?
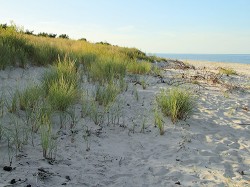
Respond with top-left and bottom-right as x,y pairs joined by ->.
1,0 -> 250,54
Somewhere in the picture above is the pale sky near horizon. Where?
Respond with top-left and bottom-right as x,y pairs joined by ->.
1,0 -> 250,54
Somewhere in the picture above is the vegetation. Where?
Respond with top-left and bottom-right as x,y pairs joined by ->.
0,22 -> 167,162
18,85 -> 43,110
156,88 -> 195,123
127,61 -> 152,74
0,23 -> 159,71
95,82 -> 120,107
219,67 -> 237,76
154,109 -> 164,135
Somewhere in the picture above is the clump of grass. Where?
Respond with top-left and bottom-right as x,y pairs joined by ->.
39,114 -> 57,160
219,67 -> 237,76
88,57 -> 126,84
41,56 -> 79,112
95,82 -> 120,107
127,61 -> 152,74
42,56 -> 78,93
89,100 -> 105,125
5,91 -> 19,113
154,108 -> 164,135
47,76 -> 78,111
156,88 -> 195,123
18,85 -> 43,110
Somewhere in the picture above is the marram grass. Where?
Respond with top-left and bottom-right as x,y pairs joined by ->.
156,88 -> 195,123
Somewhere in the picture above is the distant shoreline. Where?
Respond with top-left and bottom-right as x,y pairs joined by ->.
185,60 -> 250,76
152,53 -> 250,65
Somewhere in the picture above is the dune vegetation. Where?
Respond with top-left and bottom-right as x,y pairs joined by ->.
0,23 -> 173,161
2,23 -> 249,186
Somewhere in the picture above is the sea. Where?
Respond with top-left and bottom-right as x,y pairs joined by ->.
153,54 -> 250,64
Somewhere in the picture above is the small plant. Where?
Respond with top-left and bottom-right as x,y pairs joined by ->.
39,114 -> 57,160
219,67 -> 237,76
4,116 -> 29,155
67,106 -> 79,130
5,91 -> 19,113
83,126 -> 90,151
156,88 -> 195,123
133,86 -> 139,101
107,99 -> 124,126
154,108 -> 164,135
140,117 -> 147,133
6,136 -> 15,167
89,100 -> 104,125
140,78 -> 148,90
80,93 -> 92,118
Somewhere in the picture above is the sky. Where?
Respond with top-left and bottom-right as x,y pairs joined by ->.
0,0 -> 250,54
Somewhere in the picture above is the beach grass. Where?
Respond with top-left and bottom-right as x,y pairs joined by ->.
219,67 -> 237,76
18,85 -> 43,110
156,88 -> 195,123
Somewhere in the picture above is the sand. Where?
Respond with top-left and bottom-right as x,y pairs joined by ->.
0,61 -> 250,187
186,60 -> 250,76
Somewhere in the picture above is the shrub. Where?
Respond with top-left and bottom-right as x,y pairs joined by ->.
58,34 -> 69,39
156,88 -> 195,123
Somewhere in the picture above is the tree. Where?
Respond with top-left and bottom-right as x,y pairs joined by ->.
78,38 -> 87,41
58,34 -> 69,39
24,30 -> 34,35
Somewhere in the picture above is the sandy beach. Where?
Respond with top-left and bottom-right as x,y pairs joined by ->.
186,60 -> 250,76
0,61 -> 250,187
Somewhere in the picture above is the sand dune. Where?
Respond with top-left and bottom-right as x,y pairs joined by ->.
0,61 -> 250,186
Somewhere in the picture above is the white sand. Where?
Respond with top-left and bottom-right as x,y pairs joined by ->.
0,62 -> 250,186
186,60 -> 250,76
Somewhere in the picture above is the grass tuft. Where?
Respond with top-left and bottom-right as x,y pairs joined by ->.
47,76 -> 78,111
18,85 -> 43,110
156,88 -> 195,123
127,61 -> 152,74
219,67 -> 237,76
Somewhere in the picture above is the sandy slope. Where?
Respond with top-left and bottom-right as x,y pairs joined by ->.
0,62 -> 250,187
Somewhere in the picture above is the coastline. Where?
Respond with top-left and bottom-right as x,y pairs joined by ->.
185,60 -> 250,76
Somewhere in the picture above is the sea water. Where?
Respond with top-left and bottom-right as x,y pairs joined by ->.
154,54 -> 250,64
